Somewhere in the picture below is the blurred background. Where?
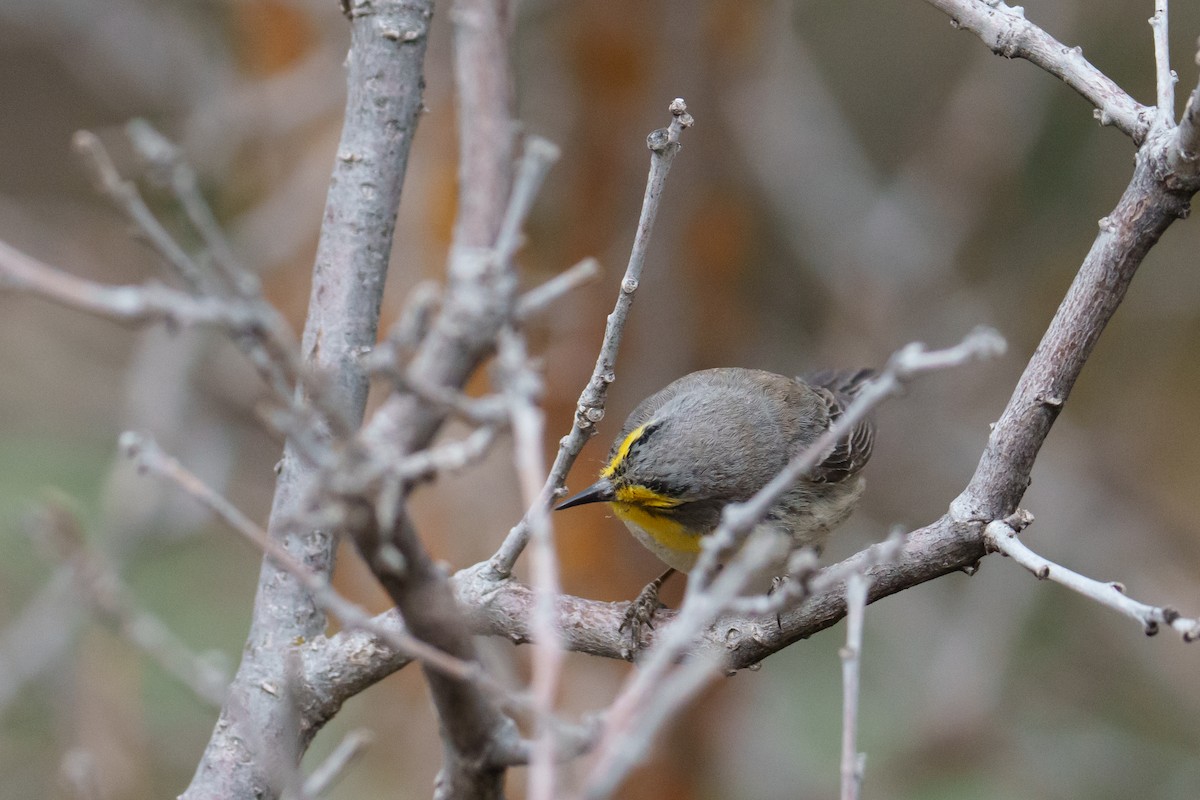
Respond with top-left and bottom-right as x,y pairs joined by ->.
3,0 -> 1200,798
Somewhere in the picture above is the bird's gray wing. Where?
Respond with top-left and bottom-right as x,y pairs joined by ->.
802,368 -> 876,484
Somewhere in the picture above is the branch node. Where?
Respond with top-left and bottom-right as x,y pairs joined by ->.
1003,508 -> 1035,532
646,128 -> 674,153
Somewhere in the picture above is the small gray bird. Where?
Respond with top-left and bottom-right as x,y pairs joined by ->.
557,367 -> 875,638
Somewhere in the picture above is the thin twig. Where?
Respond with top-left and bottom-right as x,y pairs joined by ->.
116,431 -> 486,682
29,502 -> 229,708
497,329 -> 566,800
578,530 -> 786,800
495,136 -> 561,267
302,730 -> 373,798
22,126 -> 303,410
579,649 -> 725,800
923,0 -> 1151,143
515,257 -> 602,321
117,120 -> 305,408
393,425 -> 501,484
983,520 -> 1200,641
0,239 -> 264,329
490,98 -> 695,576
126,118 -> 258,297
1171,43 -> 1200,170
727,527 -> 906,617
73,130 -> 216,293
1151,0 -> 1175,124
839,572 -> 869,800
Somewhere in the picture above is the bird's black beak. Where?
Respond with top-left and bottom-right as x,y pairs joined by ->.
554,478 -> 616,510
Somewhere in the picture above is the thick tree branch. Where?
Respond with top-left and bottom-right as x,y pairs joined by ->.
183,2 -> 434,797
303,516 -> 983,681
355,505 -> 520,800
335,2 -> 525,797
924,0 -> 1152,143
951,130 -> 1192,523
360,0 -> 521,462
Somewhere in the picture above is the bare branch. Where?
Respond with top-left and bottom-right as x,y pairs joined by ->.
353,505 -> 522,800
0,238 -> 263,329
727,527 -> 905,618
16,126 -> 305,410
29,502 -> 229,708
357,94 -> 538,459
119,119 -> 306,405
117,432 -> 483,684
952,134 -> 1192,524
515,257 -> 602,321
73,129 -> 217,293
450,0 -> 517,251
1151,0 -> 1176,123
183,2 -> 436,795
393,425 -> 501,484
447,513 -> 986,668
924,0 -> 1151,142
489,98 -> 695,576
576,650 -> 724,800
1172,42 -> 1200,170
301,730 -> 373,799
126,118 -> 257,297
839,573 -> 869,800
496,330 -> 566,800
578,531 -> 784,800
495,136 -> 561,265
984,520 -> 1200,641
311,515 -> 984,705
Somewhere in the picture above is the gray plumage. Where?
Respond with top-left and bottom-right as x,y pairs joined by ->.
601,367 -> 875,570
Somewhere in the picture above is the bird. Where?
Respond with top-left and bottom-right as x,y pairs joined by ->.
556,367 -> 875,644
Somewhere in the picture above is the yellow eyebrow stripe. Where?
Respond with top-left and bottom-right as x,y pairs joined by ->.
601,423 -> 647,478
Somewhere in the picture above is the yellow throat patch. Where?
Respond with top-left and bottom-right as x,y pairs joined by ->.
602,424 -> 701,555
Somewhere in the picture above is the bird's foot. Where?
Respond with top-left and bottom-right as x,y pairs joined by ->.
619,569 -> 675,651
